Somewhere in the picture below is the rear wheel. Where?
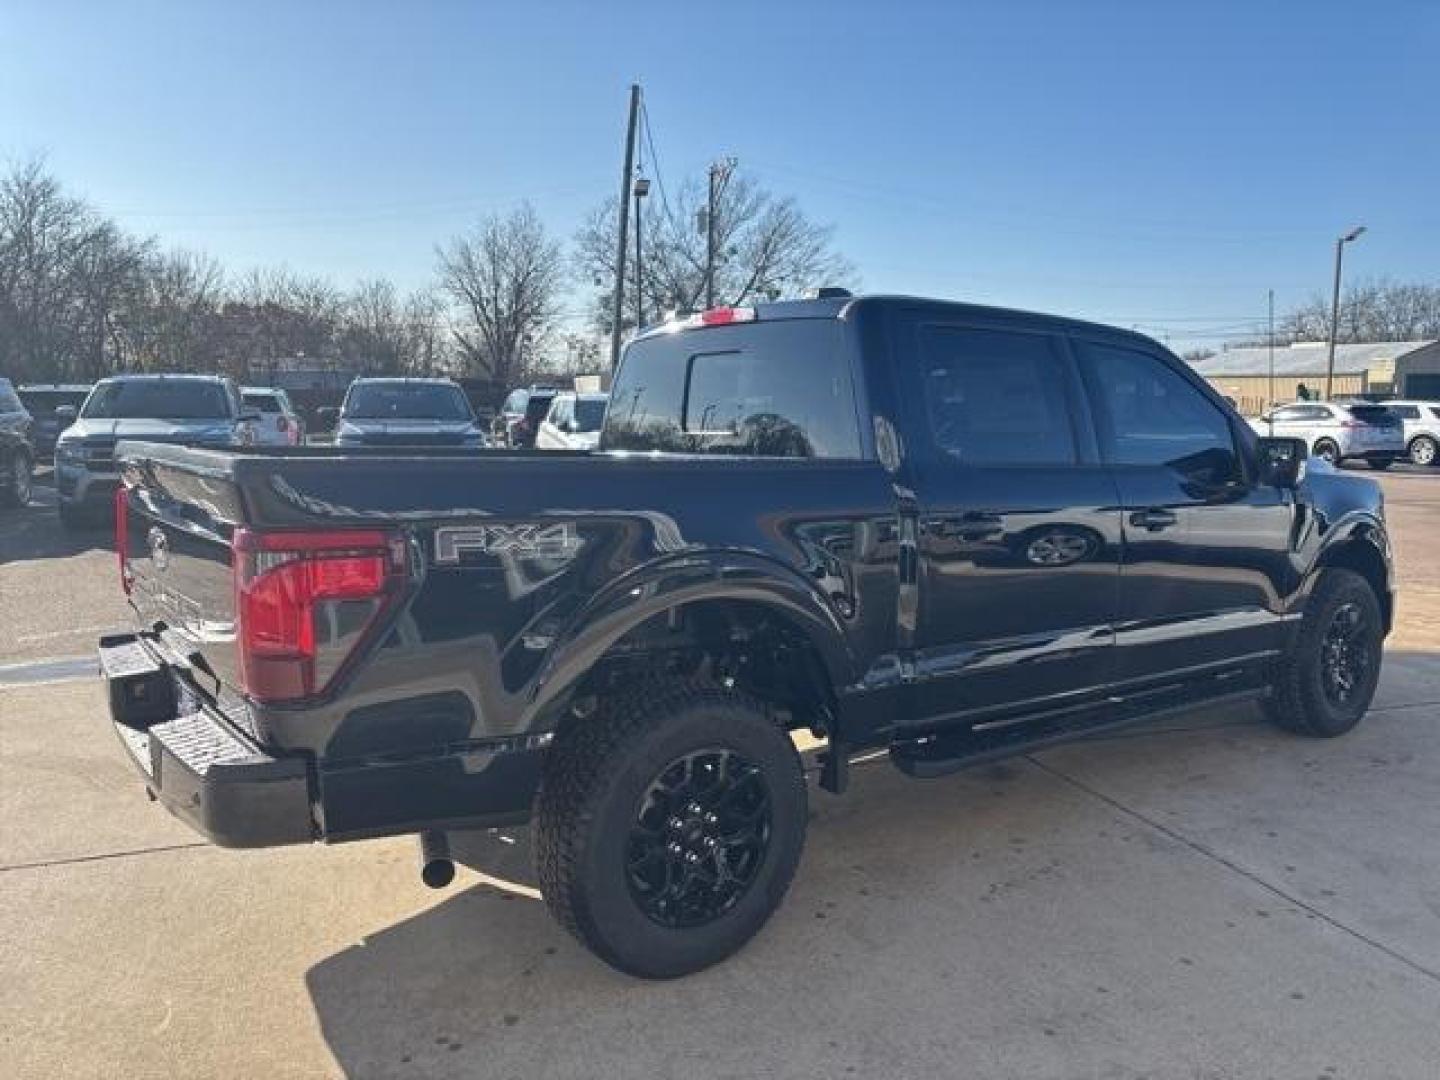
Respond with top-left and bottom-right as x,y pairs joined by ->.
1409,435 -> 1438,467
1312,439 -> 1340,465
1265,568 -> 1383,738
535,679 -> 807,978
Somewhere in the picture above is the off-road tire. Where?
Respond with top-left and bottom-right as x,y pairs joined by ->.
1265,568 -> 1383,738
535,678 -> 807,978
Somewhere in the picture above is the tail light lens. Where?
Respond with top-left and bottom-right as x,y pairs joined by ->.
233,528 -> 408,702
115,485 -> 133,595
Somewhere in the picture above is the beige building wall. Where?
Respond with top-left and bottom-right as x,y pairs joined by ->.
1202,373 -> 1367,417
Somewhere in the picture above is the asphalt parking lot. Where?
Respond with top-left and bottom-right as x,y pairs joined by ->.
4,466 -> 1440,1079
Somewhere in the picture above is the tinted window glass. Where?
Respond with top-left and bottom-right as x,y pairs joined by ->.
82,380 -> 232,420
916,326 -> 1077,465
344,383 -> 471,420
244,393 -> 282,413
574,397 -> 607,432
1271,405 -> 1318,422
1348,405 -> 1399,427
1390,404 -> 1420,420
1079,342 -> 1238,480
605,320 -> 861,458
1430,407 -> 1440,421
503,390 -> 528,414
524,392 -> 557,425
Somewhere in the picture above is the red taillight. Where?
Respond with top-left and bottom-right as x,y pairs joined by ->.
233,528 -> 406,702
689,306 -> 756,328
115,486 -> 133,595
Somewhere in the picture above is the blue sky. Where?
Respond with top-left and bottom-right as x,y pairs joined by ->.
3,0 -> 1436,349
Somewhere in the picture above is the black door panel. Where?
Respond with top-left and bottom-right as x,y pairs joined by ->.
892,314 -> 1122,729
1073,338 -> 1297,689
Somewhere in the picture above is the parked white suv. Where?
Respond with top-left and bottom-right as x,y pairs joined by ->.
535,392 -> 608,450
1249,401 -> 1404,469
1379,400 -> 1440,466
241,387 -> 303,446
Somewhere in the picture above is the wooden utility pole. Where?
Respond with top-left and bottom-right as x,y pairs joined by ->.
703,157 -> 736,310
609,84 -> 642,370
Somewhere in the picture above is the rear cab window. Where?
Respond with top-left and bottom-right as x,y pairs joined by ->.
244,393 -> 282,413
605,318 -> 864,458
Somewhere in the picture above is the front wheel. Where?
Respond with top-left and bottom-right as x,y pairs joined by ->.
1,452 -> 31,507
535,679 -> 807,978
1265,568 -> 1384,738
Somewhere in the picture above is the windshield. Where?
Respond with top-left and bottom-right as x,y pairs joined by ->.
344,383 -> 472,421
19,390 -> 89,413
81,380 -> 232,420
575,397 -> 608,432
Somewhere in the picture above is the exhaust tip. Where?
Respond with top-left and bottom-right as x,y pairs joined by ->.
418,829 -> 455,889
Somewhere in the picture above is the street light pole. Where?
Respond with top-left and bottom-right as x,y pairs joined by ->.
1324,225 -> 1366,400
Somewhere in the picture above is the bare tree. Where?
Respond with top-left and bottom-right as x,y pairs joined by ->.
120,249 -> 225,373
436,203 -> 563,388
575,168 -> 853,335
1280,279 -> 1440,345
0,157 -> 150,381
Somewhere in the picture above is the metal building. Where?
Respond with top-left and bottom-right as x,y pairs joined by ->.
1188,340 -> 1440,415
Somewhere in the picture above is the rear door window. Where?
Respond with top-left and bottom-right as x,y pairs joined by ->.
913,325 -> 1078,465
606,319 -> 862,458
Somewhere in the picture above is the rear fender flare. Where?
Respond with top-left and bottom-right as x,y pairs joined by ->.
523,550 -> 858,730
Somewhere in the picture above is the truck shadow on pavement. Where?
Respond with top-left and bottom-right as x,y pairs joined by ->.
302,654 -> 1440,1078
0,477 -> 111,563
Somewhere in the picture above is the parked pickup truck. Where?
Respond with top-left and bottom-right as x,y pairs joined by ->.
101,293 -> 1393,977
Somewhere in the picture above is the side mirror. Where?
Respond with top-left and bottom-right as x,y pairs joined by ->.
55,405 -> 77,423
1256,436 -> 1306,489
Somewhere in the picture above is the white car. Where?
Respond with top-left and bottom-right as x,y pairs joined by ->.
535,392 -> 608,451
241,387 -> 304,446
1249,400 -> 1404,469
1380,400 -> 1440,466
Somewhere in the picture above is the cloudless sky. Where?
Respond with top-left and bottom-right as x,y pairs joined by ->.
2,0 -> 1436,350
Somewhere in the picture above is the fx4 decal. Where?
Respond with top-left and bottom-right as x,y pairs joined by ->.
434,522 -> 580,563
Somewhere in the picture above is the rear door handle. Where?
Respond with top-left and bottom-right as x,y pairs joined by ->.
1129,508 -> 1179,532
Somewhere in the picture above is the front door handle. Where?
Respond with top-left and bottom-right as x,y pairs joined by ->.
1129,508 -> 1179,532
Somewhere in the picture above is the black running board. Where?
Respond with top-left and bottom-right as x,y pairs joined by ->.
889,686 -> 1267,779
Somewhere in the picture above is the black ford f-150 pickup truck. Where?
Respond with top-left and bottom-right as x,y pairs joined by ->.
100,293 -> 1393,977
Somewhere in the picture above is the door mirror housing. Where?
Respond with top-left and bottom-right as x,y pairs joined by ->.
1256,436 -> 1307,489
